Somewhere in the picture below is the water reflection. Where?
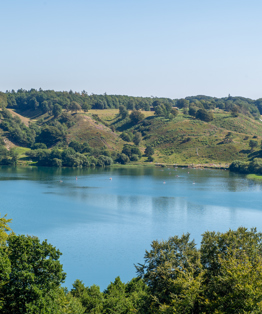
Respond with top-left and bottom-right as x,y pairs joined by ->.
1,166 -> 262,289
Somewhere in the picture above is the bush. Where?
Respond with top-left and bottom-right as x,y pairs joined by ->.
196,109 -> 213,122
32,143 -> 47,150
118,153 -> 130,164
130,154 -> 139,161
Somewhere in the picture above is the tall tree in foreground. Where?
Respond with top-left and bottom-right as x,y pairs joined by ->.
136,227 -> 262,314
1,234 -> 66,314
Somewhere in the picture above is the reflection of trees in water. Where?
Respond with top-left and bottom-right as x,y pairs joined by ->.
151,197 -> 189,224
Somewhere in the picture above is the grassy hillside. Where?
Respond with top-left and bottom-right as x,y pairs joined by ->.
1,105 -> 262,167
138,112 -> 262,164
66,114 -> 124,151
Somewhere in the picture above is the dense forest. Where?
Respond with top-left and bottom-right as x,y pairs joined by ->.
1,215 -> 262,313
3,89 -> 262,119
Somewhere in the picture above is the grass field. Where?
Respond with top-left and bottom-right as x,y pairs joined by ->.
88,109 -> 154,124
246,174 -> 262,181
66,114 -> 125,151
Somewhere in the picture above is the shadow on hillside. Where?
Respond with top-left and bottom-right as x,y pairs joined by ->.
248,151 -> 262,160
15,108 -> 44,119
239,149 -> 250,154
116,121 -> 134,132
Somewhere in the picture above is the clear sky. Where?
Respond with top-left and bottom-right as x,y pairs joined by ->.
1,0 -> 262,99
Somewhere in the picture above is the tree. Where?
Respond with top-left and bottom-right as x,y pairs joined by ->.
1,234 -> 66,313
200,227 -> 262,313
69,101 -> 81,113
118,153 -> 129,164
71,279 -> 103,312
231,105 -> 239,117
170,107 -> 179,118
195,109 -> 213,122
249,139 -> 258,152
127,100 -> 136,110
152,100 -> 162,108
37,126 -> 65,147
52,103 -> 62,118
144,146 -> 154,157
176,99 -> 189,109
120,132 -> 132,142
136,234 -> 201,313
154,105 -> 164,116
119,105 -> 128,119
69,140 -> 82,153
82,103 -> 89,112
189,106 -> 198,117
0,214 -> 11,244
154,103 -> 172,118
0,92 -> 8,109
130,110 -> 145,124
133,132 -> 142,146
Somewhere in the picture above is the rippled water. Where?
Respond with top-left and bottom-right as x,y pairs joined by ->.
1,165 -> 262,289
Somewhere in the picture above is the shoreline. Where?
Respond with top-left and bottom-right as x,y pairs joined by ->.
3,161 -> 230,170
246,174 -> 262,181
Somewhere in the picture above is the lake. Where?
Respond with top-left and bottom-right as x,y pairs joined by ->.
1,165 -> 262,290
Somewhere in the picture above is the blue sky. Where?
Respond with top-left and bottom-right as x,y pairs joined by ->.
1,0 -> 262,99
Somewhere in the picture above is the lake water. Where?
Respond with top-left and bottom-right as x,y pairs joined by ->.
1,165 -> 262,290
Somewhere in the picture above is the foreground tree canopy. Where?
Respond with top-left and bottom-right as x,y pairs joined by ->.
1,213 -> 262,313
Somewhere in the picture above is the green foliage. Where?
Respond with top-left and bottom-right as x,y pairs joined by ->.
0,214 -> 12,243
154,103 -> 172,118
36,125 -> 65,147
68,101 -> 82,113
118,153 -> 130,164
119,105 -> 129,119
121,144 -> 142,162
144,146 -> 154,157
176,99 -> 189,109
130,110 -> 145,124
1,212 -> 262,314
136,233 -> 200,313
32,143 -> 47,150
188,106 -> 198,117
70,277 -> 148,313
0,109 -> 38,147
170,107 -> 179,118
249,139 -> 258,152
0,92 -> 7,109
120,132 -> 132,142
136,227 -> 262,313
195,108 -> 213,122
53,103 -> 63,118
1,234 -> 66,313
26,144 -> 115,168
5,90 -> 262,120
133,132 -> 142,146
230,158 -> 262,174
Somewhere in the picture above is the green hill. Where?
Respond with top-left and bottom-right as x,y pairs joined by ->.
1,89 -> 262,168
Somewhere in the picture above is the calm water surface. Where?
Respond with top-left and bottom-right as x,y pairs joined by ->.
1,165 -> 262,289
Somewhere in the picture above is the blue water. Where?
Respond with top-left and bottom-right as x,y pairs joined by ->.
1,165 -> 262,290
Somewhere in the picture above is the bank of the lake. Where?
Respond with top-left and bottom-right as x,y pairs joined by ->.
247,173 -> 262,181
